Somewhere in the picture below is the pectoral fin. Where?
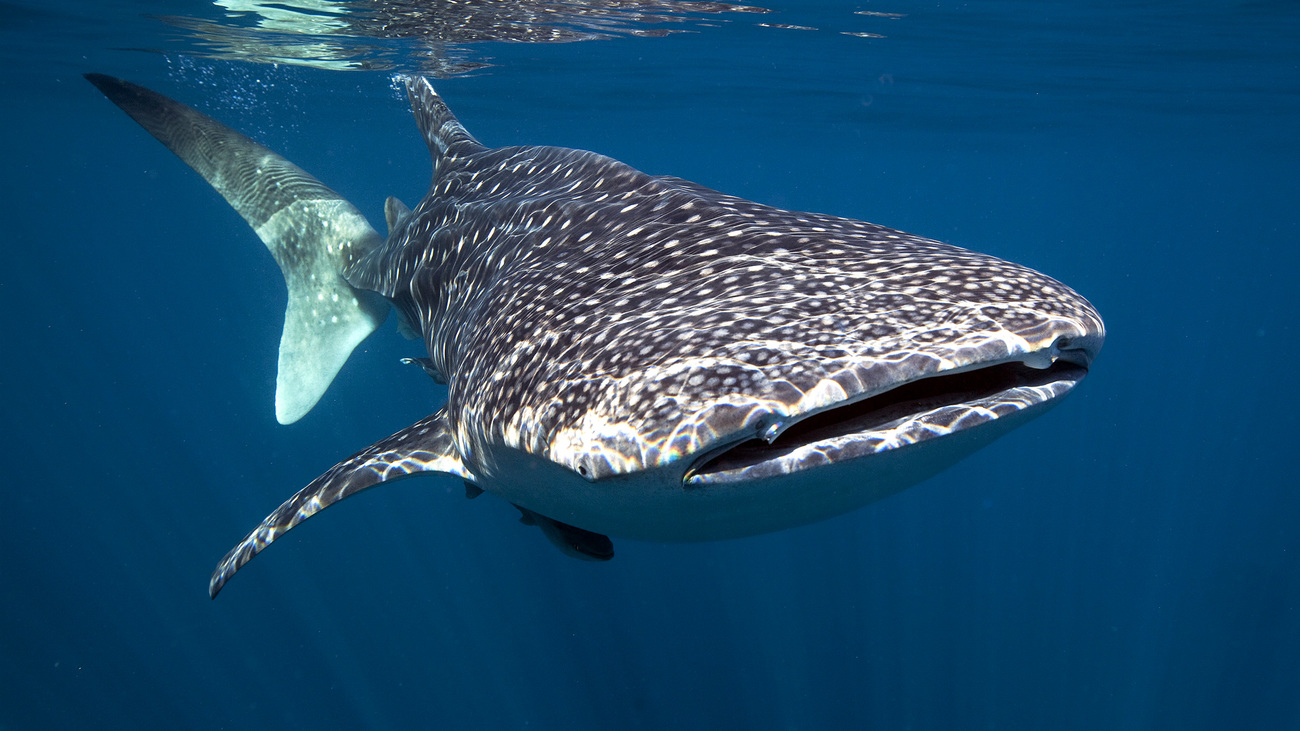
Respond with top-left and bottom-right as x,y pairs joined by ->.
209,408 -> 470,598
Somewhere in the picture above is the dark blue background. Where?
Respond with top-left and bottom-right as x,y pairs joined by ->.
2,1 -> 1297,728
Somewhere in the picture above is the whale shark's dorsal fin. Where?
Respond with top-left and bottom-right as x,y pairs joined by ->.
85,74 -> 389,424
401,75 -> 485,170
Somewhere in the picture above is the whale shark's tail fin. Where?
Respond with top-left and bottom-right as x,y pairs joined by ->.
85,74 -> 388,424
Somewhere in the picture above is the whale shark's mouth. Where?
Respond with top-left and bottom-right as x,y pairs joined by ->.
686,356 -> 1089,485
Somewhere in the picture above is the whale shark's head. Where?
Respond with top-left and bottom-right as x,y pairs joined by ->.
429,170 -> 1104,539
417,151 -> 1104,528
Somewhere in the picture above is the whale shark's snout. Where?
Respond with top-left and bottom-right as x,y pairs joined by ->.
685,301 -> 1104,490
1054,331 -> 1104,369
665,254 -> 1105,487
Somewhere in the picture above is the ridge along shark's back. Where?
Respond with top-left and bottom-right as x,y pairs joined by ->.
87,74 -> 1103,599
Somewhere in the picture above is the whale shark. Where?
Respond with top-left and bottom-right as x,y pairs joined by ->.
86,73 -> 1104,598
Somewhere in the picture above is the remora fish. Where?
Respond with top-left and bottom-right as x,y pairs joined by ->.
86,74 -> 1104,598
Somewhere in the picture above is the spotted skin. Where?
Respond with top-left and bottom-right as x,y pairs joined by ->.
89,75 -> 1103,598
351,78 -> 1103,484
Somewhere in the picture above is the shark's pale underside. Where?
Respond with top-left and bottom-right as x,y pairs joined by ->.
86,74 -> 1104,598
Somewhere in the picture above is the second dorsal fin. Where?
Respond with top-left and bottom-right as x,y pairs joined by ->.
384,196 -> 412,235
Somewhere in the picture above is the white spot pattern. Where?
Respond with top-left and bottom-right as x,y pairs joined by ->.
345,79 -> 1105,481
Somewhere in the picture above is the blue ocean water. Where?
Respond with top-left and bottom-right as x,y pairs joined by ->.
2,1 -> 1298,728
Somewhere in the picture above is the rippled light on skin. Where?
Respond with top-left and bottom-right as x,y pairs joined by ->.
87,73 -> 1102,597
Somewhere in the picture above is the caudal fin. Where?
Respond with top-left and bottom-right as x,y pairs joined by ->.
85,74 -> 388,423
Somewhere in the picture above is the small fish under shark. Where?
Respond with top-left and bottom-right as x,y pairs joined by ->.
86,73 -> 1104,598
